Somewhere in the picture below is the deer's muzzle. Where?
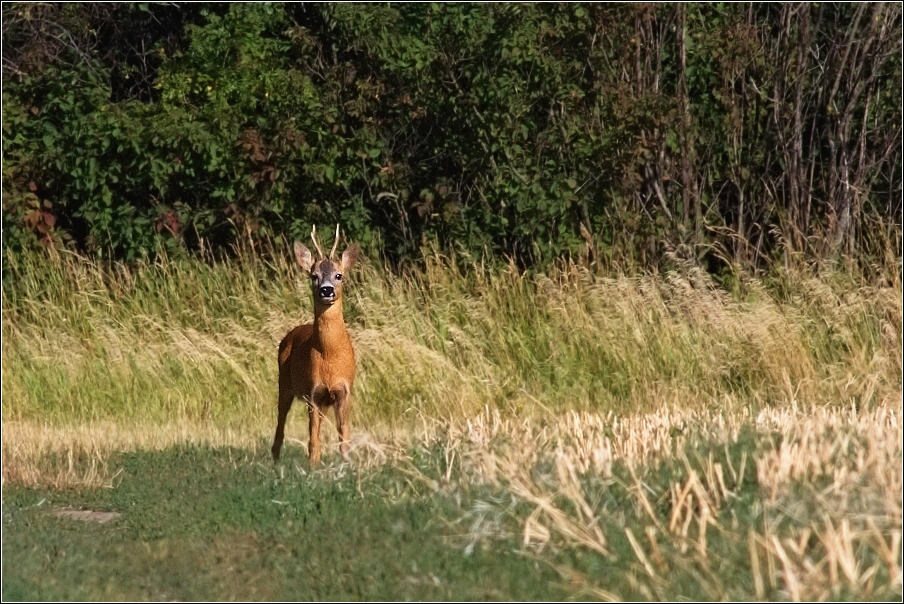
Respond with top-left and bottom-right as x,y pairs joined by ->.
318,285 -> 336,303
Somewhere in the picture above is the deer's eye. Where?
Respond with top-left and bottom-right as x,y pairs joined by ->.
335,273 -> 342,281
310,274 -> 318,282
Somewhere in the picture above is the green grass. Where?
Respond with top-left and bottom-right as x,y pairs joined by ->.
2,445 -> 565,601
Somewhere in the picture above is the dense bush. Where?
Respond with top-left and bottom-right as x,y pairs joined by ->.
2,3 -> 900,267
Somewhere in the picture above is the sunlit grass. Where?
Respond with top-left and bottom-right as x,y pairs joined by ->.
413,400 -> 902,600
2,242 -> 900,480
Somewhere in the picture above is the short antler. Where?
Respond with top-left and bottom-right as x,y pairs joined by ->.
310,225 -> 326,259
329,224 -> 340,259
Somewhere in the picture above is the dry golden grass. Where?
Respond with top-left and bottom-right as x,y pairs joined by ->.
400,397 -> 902,600
3,246 -> 900,464
1,421 -> 264,489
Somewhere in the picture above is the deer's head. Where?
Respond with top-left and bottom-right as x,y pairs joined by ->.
294,225 -> 359,309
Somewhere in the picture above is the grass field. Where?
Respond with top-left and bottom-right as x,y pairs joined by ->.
2,242 -> 902,600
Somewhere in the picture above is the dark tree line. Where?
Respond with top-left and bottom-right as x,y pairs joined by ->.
2,3 -> 900,270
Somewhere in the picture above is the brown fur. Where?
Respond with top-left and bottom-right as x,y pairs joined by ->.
271,234 -> 360,465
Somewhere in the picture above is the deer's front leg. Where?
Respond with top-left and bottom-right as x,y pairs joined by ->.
308,386 -> 329,467
333,384 -> 351,460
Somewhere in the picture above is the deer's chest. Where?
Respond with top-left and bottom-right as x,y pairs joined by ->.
310,340 -> 356,388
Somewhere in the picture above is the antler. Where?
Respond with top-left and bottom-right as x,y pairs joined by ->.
310,225 -> 326,259
329,224 -> 340,259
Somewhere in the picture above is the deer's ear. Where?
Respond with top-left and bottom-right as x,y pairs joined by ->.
294,242 -> 314,271
341,243 -> 360,271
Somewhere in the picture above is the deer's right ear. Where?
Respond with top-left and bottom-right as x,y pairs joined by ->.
294,242 -> 314,271
341,243 -> 360,271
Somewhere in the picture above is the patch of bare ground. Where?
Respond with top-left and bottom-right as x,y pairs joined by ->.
52,509 -> 121,523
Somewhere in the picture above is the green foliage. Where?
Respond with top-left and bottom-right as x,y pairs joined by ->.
2,3 -> 900,266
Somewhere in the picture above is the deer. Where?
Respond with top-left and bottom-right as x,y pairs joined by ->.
271,225 -> 360,466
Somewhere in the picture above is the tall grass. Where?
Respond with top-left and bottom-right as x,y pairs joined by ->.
4,243 -> 899,416
2,241 -> 900,482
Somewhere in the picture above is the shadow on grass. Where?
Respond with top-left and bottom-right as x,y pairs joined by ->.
2,444 -> 561,601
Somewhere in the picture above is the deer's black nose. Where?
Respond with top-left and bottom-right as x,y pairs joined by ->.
319,285 -> 335,298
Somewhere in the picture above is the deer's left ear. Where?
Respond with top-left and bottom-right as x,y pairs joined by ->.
341,244 -> 360,271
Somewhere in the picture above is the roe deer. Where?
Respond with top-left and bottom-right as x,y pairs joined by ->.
271,225 -> 360,465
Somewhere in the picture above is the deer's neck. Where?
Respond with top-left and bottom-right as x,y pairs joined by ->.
313,302 -> 348,349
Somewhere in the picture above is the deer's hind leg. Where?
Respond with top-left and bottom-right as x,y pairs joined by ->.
271,385 -> 294,462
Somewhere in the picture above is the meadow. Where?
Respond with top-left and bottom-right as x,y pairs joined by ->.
2,242 -> 901,600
